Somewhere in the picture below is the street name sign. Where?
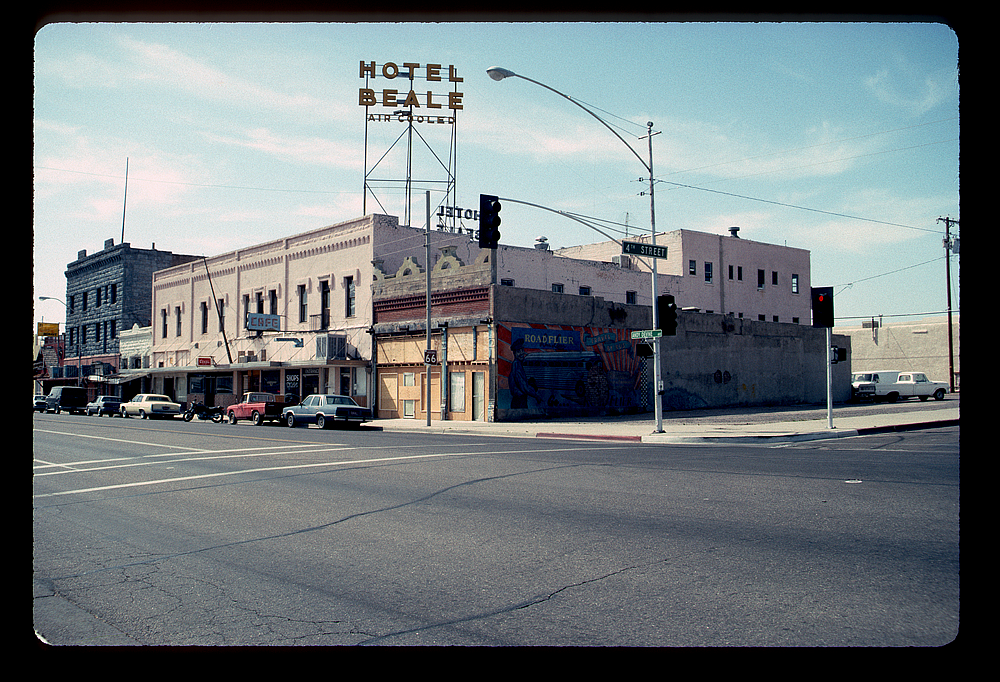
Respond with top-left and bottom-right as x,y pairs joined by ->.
631,329 -> 663,340
622,241 -> 668,259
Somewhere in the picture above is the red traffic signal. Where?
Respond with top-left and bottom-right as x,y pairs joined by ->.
811,287 -> 834,328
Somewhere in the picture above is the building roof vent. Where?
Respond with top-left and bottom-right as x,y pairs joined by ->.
729,226 -> 740,238
534,236 -> 549,250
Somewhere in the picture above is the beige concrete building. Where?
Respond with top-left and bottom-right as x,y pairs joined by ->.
835,315 -> 960,391
147,213 -> 817,417
556,226 -> 812,323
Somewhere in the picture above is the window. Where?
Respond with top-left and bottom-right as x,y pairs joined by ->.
688,260 -> 697,276
95,288 -> 101,307
175,306 -> 182,336
552,283 -> 564,294
201,301 -> 209,334
243,294 -> 250,326
403,372 -> 416,386
269,289 -> 278,316
110,283 -> 117,304
704,262 -> 713,283
94,321 -> 100,342
579,285 -> 591,296
110,319 -> 116,339
500,278 -> 514,286
345,276 -> 356,317
320,280 -> 330,329
256,291 -> 264,315
626,291 -> 637,305
758,314 -> 766,321
791,274 -> 800,295
738,266 -> 743,281
218,299 -> 225,332
298,285 -> 307,323
450,372 -> 466,412
161,309 -> 168,338
728,265 -> 734,280
772,271 -> 779,286
69,295 -> 75,313
757,269 -> 765,289
82,292 -> 88,311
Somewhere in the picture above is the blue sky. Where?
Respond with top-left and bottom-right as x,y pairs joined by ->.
33,19 -> 959,330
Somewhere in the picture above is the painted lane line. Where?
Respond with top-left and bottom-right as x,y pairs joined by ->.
32,444 -> 610,499
33,445 -> 362,477
32,451 -> 465,499
32,443 -> 334,472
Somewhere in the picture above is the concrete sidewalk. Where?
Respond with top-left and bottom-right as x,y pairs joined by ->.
370,402 -> 960,444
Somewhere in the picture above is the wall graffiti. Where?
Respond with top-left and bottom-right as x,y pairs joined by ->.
497,322 -> 647,419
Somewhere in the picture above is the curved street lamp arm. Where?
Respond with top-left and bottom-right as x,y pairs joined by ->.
497,196 -> 653,272
495,71 -> 651,173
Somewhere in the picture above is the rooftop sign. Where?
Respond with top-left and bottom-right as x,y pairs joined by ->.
359,61 -> 464,124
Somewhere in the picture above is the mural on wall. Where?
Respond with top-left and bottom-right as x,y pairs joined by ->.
497,322 -> 647,419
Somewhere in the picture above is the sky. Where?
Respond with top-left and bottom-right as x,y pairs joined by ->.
32,18 -> 960,332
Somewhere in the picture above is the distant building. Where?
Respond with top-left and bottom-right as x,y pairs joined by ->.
40,238 -> 198,397
835,315 -> 960,391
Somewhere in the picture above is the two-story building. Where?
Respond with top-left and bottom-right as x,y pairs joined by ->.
147,213 -> 819,416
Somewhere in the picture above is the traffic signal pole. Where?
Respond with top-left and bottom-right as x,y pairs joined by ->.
826,327 -> 834,430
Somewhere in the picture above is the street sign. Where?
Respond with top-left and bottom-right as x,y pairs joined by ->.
424,349 -> 438,365
631,329 -> 663,340
622,241 -> 668,259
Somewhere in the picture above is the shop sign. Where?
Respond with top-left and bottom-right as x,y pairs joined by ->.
246,313 -> 280,332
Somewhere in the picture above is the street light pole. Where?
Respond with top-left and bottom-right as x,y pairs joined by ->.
487,67 -> 664,432
39,296 -> 82,386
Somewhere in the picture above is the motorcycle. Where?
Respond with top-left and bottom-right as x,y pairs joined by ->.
183,402 -> 225,423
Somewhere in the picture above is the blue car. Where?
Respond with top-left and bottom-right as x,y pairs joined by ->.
282,394 -> 370,429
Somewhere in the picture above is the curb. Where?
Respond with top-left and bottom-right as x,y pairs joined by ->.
535,433 -> 643,442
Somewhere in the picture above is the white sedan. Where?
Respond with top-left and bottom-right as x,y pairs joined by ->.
120,394 -> 181,419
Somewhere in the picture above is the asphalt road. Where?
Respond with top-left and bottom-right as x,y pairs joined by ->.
33,412 -> 960,647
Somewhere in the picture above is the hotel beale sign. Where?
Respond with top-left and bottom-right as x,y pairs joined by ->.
359,60 -> 463,124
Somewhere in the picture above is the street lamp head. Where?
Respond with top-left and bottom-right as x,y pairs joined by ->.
487,67 -> 516,81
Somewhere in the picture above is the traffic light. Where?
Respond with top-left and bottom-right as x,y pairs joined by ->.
811,287 -> 834,328
657,294 -> 678,336
478,194 -> 502,249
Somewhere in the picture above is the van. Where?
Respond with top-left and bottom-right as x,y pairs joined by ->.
850,370 -> 901,401
45,386 -> 88,414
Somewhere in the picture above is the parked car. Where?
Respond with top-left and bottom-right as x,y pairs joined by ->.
45,386 -> 88,414
226,392 -> 284,425
282,394 -> 371,429
120,394 -> 181,419
86,396 -> 122,416
34,395 -> 48,412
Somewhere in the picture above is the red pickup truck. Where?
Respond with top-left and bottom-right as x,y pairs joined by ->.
226,392 -> 284,425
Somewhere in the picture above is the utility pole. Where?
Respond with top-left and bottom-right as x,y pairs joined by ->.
937,216 -> 959,393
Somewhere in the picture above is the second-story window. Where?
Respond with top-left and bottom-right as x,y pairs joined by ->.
298,285 -> 307,323
345,276 -> 355,318
201,301 -> 209,334
320,280 -> 330,329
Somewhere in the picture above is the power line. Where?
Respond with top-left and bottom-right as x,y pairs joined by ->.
660,181 -> 943,235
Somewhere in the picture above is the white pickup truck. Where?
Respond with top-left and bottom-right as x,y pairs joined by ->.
851,370 -> 948,402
